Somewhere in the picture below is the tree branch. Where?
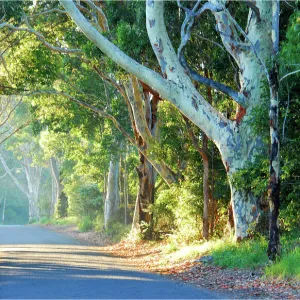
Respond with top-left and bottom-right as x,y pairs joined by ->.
0,120 -> 31,146
279,69 -> 300,83
245,1 -> 261,23
60,0 -> 167,92
0,97 -> 23,127
0,152 -> 29,197
179,55 -> 247,107
28,8 -> 67,18
183,114 -> 209,161
61,0 -> 236,148
0,21 -> 82,54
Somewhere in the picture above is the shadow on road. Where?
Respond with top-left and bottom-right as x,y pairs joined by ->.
0,245 -> 218,299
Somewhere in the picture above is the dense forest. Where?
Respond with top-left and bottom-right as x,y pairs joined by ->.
0,0 -> 299,263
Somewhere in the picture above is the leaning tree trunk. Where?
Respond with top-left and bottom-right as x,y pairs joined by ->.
104,158 -> 120,229
127,77 -> 176,236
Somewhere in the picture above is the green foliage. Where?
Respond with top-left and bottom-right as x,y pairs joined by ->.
231,155 -> 269,196
93,215 -> 105,232
279,11 -> 300,88
39,217 -> 51,225
56,192 -> 68,219
212,237 -> 269,269
245,85 -> 270,143
78,216 -> 94,232
105,219 -> 131,242
64,178 -> 102,219
153,181 -> 203,244
280,199 -> 300,231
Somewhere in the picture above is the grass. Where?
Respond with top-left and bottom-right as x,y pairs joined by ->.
164,240 -> 217,261
163,233 -> 300,279
265,248 -> 300,279
38,216 -> 78,226
211,237 -> 269,269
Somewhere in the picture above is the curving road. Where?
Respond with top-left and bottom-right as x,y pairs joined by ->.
0,225 -> 220,299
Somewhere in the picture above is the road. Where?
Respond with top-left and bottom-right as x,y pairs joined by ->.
0,225 -> 220,299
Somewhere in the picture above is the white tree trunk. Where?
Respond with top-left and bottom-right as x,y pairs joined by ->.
50,157 -> 62,216
104,158 -> 120,229
23,157 -> 42,222
1,193 -> 6,224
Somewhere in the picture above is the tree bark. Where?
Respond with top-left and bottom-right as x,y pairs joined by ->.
23,157 -> 42,222
134,154 -> 156,237
0,151 -> 42,222
267,0 -> 280,260
49,157 -> 62,216
210,146 -> 215,236
1,193 -> 6,224
127,79 -> 160,237
104,158 -> 120,229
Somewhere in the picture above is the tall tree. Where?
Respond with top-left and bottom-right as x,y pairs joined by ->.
59,0 -> 279,241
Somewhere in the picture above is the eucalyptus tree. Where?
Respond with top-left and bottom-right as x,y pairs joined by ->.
57,0 -> 285,250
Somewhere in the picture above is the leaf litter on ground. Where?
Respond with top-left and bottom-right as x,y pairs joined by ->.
44,225 -> 300,299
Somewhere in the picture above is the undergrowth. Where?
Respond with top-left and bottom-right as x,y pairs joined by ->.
211,237 -> 269,269
38,216 -> 78,226
266,248 -> 300,279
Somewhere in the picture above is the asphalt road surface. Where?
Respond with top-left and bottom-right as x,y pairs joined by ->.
0,225 -> 221,299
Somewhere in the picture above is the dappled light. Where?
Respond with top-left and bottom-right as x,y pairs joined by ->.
0,1 -> 299,299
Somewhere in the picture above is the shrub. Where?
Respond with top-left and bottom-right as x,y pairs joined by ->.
106,219 -> 131,242
94,215 -> 105,232
78,216 -> 93,232
64,178 -> 103,220
56,192 -> 68,218
39,217 -> 51,225
153,182 -> 203,244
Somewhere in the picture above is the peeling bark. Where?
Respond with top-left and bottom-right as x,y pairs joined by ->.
267,0 -> 280,260
128,79 -> 160,236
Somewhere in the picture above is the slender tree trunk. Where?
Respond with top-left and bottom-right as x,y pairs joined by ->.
267,0 -> 280,260
202,153 -> 209,239
23,157 -> 42,222
51,172 -> 57,215
123,149 -> 128,226
202,68 -> 212,239
210,146 -> 215,236
183,116 -> 210,239
1,194 -> 6,224
50,157 -> 61,216
104,158 -> 120,229
0,152 -> 42,222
